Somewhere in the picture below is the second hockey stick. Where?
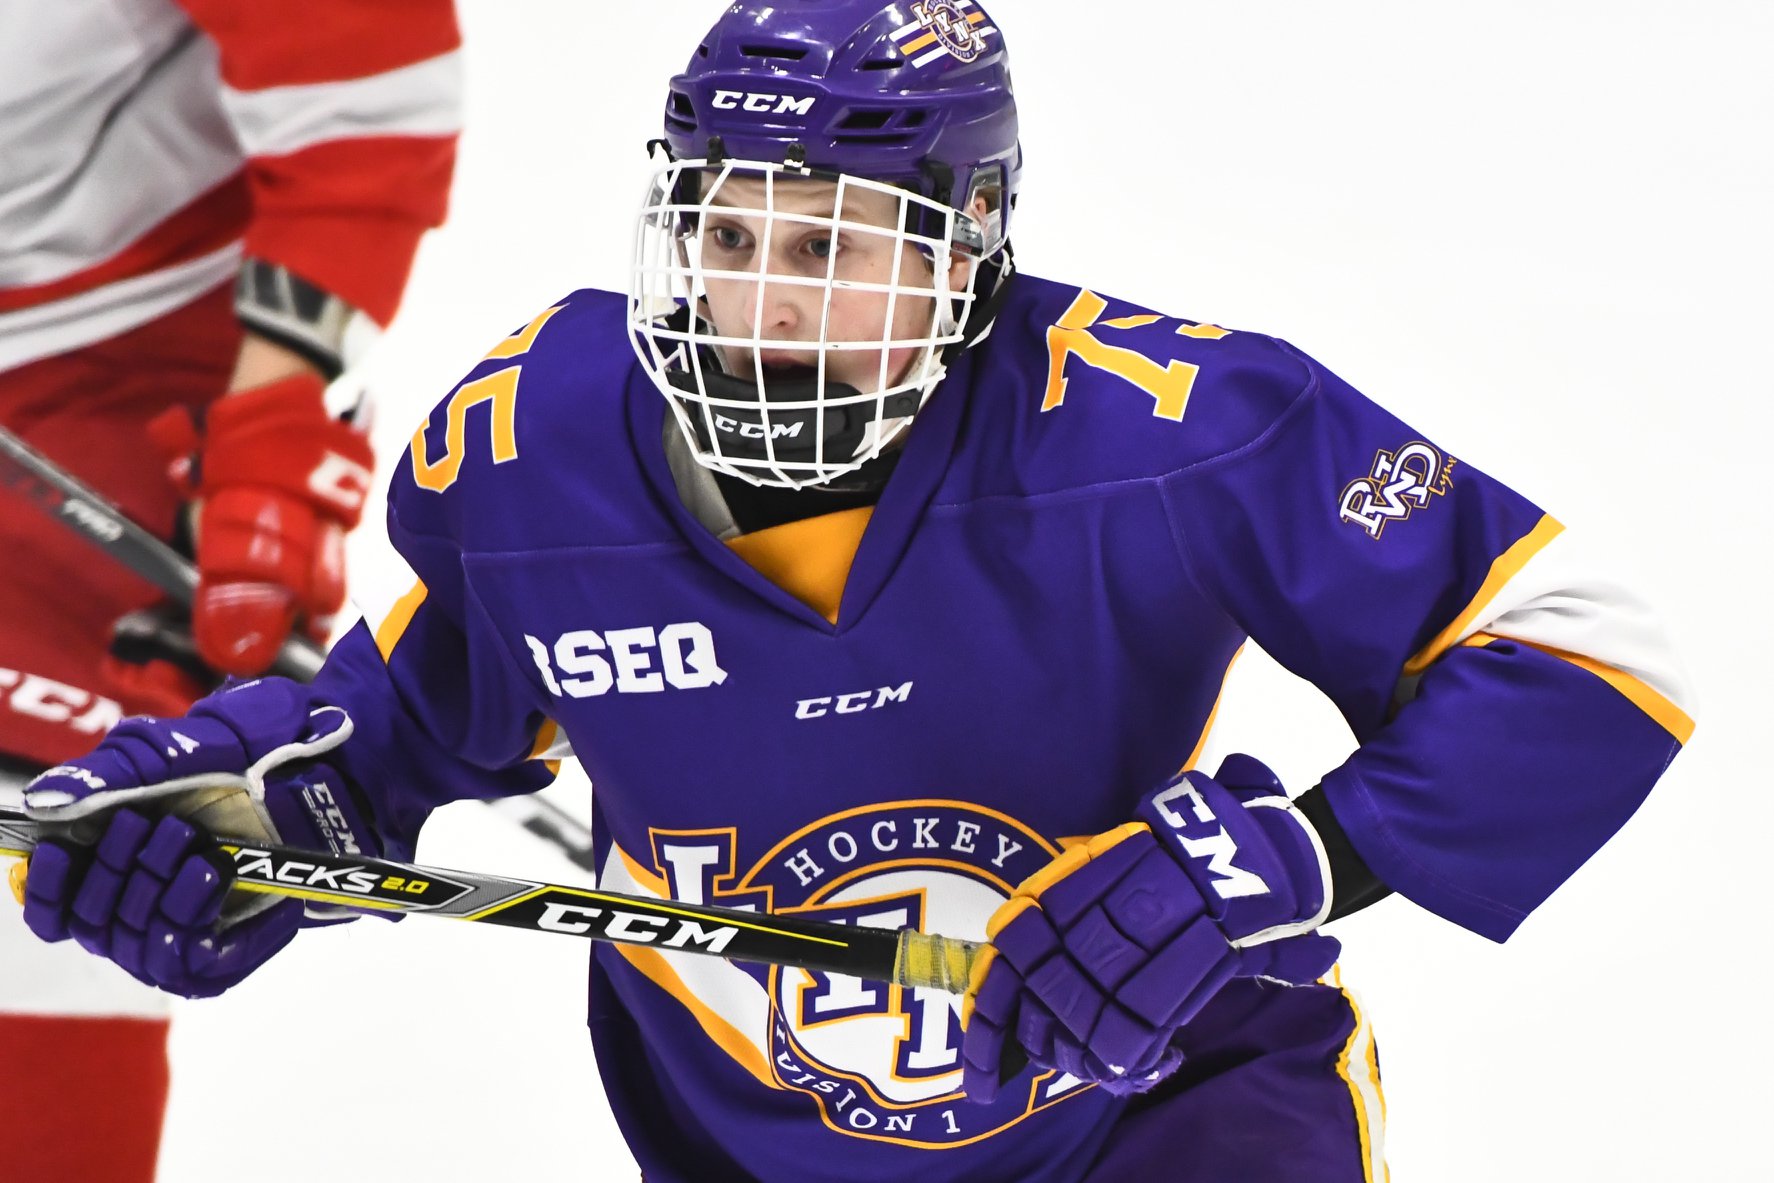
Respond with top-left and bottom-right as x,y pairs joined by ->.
0,422 -> 322,678
0,422 -> 599,867
0,806 -> 981,994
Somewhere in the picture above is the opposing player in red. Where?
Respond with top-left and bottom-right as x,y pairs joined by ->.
0,3 -> 462,1179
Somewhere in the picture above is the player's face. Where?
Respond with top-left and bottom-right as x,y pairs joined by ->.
693,176 -> 965,395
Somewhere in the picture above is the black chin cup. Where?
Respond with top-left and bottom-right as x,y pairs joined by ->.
667,371 -> 920,469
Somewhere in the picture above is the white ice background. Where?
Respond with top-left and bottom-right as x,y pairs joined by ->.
156,2 -> 1771,1180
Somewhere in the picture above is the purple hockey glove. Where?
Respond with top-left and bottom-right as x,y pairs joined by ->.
21,810 -> 302,997
19,677 -> 379,998
959,754 -> 1337,1104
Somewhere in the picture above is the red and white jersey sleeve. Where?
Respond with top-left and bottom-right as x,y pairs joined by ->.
0,0 -> 462,374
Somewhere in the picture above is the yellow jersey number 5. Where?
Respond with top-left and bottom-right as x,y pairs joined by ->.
411,306 -> 564,493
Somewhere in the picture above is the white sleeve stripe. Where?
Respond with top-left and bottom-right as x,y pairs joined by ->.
1398,521 -> 1697,736
221,50 -> 464,159
1405,515 -> 1565,679
0,245 -> 241,375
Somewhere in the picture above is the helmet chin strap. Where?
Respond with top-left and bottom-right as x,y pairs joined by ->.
667,369 -> 921,475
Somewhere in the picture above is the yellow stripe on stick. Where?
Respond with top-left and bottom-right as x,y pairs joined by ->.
231,881 -> 405,911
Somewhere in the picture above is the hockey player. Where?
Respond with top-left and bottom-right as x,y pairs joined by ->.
0,2 -> 462,1179
11,2 -> 1693,1181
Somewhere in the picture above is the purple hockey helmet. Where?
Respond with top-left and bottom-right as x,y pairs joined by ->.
628,1 -> 1022,489
663,0 -> 1021,255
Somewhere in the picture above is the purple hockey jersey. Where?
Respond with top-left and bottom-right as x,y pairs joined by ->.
312,272 -> 1692,1181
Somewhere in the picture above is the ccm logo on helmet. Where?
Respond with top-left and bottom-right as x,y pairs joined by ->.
526,624 -> 728,698
712,90 -> 817,115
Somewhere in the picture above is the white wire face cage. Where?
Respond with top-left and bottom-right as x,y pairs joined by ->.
629,158 -> 988,489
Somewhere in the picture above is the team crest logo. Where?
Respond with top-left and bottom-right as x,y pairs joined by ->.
1338,440 -> 1455,539
605,802 -> 1097,1146
896,2 -> 995,68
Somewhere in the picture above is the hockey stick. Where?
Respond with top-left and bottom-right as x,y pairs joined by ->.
0,806 -> 981,994
0,423 -> 598,866
0,423 -> 321,678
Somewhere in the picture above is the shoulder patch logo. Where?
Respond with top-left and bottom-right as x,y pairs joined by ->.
1338,441 -> 1455,538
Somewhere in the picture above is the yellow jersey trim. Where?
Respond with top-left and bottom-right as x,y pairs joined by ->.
1331,967 -> 1390,1182
616,944 -> 781,1089
724,506 -> 874,625
1182,642 -> 1246,773
374,579 -> 429,661
1462,633 -> 1695,744
1404,515 -> 1564,677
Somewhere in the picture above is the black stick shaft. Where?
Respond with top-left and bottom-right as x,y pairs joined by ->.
0,434 -> 986,989
0,808 -> 981,992
0,424 -> 323,679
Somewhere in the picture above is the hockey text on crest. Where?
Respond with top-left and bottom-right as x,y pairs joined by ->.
1338,440 -> 1455,539
525,622 -> 727,698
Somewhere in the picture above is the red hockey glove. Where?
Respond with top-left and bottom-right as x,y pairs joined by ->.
101,604 -> 221,718
149,373 -> 373,676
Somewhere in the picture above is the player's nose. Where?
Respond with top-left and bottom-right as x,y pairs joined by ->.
741,271 -> 802,336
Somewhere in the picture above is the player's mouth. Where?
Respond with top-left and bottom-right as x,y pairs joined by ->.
759,349 -> 818,368
744,351 -> 823,382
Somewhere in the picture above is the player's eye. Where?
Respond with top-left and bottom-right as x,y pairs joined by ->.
708,225 -> 748,252
805,236 -> 835,261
